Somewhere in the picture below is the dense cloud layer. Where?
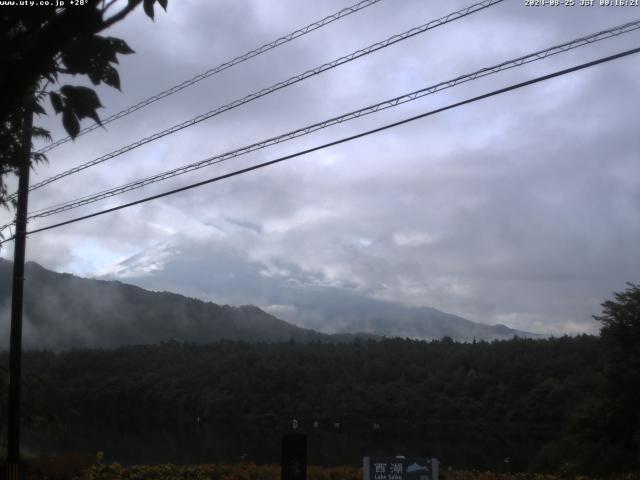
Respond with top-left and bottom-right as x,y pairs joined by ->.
2,0 -> 639,336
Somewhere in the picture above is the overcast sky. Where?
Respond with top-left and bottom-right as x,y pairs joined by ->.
2,0 -> 639,336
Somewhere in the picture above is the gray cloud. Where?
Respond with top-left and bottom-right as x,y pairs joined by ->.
2,0 -> 639,336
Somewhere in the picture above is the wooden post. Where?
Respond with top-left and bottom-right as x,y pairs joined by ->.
6,105 -> 33,480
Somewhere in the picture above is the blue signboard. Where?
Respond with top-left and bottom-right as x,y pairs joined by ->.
363,457 -> 438,480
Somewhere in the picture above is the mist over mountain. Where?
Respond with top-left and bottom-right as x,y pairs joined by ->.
103,241 -> 544,341
264,289 -> 536,341
0,259 -> 538,351
0,259 -> 361,350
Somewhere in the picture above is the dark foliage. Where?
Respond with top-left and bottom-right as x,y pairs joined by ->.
0,0 -> 168,208
585,283 -> 640,472
0,335 -> 613,472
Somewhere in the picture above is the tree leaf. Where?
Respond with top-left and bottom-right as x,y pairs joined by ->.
32,102 -> 46,116
61,35 -> 120,81
32,126 -> 52,142
87,69 -> 101,85
84,109 -> 102,126
60,86 -> 103,126
60,38 -> 93,73
31,151 -> 48,165
157,0 -> 168,11
44,71 -> 58,83
143,0 -> 155,20
49,92 -> 64,114
101,65 -> 121,91
62,110 -> 80,138
106,37 -> 135,55
60,85 -> 103,111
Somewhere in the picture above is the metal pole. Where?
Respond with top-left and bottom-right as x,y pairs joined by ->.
6,106 -> 33,480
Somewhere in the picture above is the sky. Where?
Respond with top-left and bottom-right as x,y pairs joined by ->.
2,0 -> 640,336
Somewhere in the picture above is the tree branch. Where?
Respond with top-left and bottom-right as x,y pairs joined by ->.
102,0 -> 120,13
102,0 -> 143,29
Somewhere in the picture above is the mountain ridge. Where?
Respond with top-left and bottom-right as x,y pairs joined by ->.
0,258 -> 540,350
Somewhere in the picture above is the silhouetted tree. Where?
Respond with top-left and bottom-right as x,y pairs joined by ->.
592,282 -> 640,469
0,0 -> 169,206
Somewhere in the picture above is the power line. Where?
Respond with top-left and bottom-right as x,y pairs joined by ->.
36,0 -> 386,155
2,18 -> 637,234
23,18 -> 640,221
19,0 -> 504,197
3,46 -> 637,245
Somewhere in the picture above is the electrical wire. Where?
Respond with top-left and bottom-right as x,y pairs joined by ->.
36,0 -> 387,154
2,45 -> 637,245
23,18 -> 640,221
18,0 -> 504,198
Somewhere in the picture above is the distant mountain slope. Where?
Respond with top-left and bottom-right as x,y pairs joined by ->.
0,259 -> 370,350
0,259 -> 539,351
263,286 -> 543,341
104,242 -> 545,342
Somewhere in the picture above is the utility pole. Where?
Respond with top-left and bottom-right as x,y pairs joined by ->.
6,104 -> 33,480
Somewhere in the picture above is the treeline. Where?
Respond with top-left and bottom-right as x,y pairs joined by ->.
12,336 -> 600,425
3,334 -> 637,473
